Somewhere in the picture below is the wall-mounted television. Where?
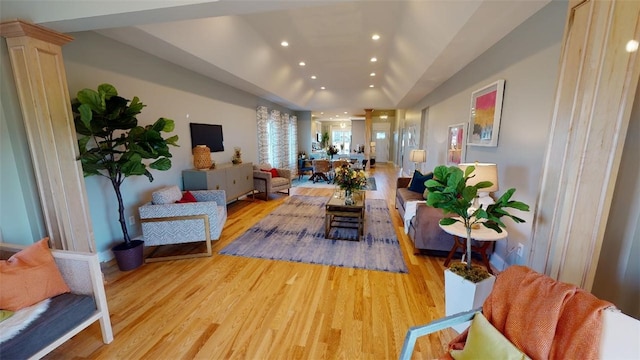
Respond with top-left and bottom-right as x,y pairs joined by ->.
190,123 -> 224,152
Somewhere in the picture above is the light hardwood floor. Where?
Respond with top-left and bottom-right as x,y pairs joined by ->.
47,163 -> 456,359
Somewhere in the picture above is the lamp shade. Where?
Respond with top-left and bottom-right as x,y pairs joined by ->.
370,141 -> 376,147
458,162 -> 499,192
409,149 -> 427,163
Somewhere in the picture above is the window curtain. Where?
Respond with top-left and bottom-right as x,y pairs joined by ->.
256,106 -> 297,176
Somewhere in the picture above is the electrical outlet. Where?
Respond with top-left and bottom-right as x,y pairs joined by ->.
516,243 -> 524,257
128,216 -> 135,226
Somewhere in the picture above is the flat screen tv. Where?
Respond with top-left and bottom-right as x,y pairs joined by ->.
190,123 -> 224,152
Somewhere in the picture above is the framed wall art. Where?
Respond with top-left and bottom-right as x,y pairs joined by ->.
446,123 -> 466,165
467,79 -> 505,147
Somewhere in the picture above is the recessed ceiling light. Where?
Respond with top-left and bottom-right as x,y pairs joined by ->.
320,86 -> 326,90
370,72 -> 376,77
336,115 -> 340,118
281,41 -> 289,47
299,61 -> 306,66
344,112 -> 348,114
311,75 -> 317,79
372,34 -> 380,40
320,112 -> 324,115
370,57 -> 377,62
626,39 -> 639,52
369,84 -> 374,88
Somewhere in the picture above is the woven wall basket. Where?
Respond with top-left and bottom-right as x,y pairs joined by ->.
193,145 -> 212,170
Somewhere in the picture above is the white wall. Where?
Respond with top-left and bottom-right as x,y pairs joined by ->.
404,1 -> 567,269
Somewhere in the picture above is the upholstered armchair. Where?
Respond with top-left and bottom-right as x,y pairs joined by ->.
253,163 -> 292,200
138,186 -> 227,262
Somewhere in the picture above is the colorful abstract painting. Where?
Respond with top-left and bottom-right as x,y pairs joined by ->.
468,80 -> 505,147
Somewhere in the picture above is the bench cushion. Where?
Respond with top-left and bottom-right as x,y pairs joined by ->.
0,293 -> 96,359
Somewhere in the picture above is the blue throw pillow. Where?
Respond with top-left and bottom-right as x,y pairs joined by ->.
407,170 -> 433,194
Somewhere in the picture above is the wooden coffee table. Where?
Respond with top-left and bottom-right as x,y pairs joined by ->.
325,192 -> 365,241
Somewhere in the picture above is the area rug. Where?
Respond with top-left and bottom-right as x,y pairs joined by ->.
292,177 -> 377,190
219,195 -> 407,273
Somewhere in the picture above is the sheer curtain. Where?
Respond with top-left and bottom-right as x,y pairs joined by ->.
256,106 -> 297,175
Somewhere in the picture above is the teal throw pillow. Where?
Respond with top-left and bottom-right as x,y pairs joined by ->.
407,170 -> 433,194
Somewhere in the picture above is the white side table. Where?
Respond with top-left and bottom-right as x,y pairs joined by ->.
439,220 -> 508,274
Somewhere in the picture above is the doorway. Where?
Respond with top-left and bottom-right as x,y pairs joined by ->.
372,123 -> 391,163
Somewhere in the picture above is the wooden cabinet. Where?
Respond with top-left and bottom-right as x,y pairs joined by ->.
182,163 -> 253,203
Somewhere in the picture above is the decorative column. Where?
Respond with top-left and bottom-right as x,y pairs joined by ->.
364,109 -> 373,170
529,0 -> 640,289
0,20 -> 96,252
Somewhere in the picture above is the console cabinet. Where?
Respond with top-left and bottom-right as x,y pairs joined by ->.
182,163 -> 253,203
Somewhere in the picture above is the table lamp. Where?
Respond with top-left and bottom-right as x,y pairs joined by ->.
409,149 -> 427,170
458,162 -> 498,209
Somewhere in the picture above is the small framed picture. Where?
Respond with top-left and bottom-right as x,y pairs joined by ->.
468,80 -> 505,147
447,123 -> 466,165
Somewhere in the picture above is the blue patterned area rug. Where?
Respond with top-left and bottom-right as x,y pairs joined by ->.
219,195 -> 407,273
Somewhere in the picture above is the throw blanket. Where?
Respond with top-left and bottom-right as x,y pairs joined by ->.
447,266 -> 613,359
0,299 -> 50,343
403,201 -> 422,234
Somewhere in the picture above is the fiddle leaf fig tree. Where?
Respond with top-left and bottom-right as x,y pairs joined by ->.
72,83 -> 179,247
425,165 -> 530,274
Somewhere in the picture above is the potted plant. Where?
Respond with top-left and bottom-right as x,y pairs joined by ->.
72,83 -> 179,271
425,164 -> 529,331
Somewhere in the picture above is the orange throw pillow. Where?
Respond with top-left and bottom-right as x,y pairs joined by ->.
0,238 -> 70,311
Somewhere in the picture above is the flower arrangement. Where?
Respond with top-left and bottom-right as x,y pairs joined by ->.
232,147 -> 242,164
326,145 -> 339,158
334,164 -> 368,192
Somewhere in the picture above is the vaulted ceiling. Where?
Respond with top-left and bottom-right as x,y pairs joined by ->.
1,0 -> 550,120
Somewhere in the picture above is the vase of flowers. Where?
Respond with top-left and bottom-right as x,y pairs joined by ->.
334,164 -> 367,205
232,147 -> 242,164
327,145 -> 339,159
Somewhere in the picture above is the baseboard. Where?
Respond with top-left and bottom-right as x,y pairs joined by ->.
490,252 -> 506,272
98,249 -> 114,263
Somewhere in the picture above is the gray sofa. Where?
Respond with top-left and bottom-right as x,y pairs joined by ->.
395,176 -> 492,257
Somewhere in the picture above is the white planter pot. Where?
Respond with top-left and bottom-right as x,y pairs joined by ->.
444,268 -> 496,333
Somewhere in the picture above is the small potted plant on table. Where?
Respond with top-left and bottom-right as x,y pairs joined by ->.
425,164 -> 529,331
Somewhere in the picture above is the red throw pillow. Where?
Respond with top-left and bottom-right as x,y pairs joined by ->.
269,168 -> 279,178
0,238 -> 71,311
176,191 -> 197,203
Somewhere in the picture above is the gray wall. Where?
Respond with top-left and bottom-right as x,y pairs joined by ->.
0,31 -> 295,260
404,1 -> 567,269
296,110 -> 312,156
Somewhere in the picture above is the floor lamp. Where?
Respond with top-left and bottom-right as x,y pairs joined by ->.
409,149 -> 427,171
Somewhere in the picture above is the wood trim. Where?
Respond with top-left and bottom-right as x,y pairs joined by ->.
529,0 -> 640,289
1,20 -> 95,253
0,19 -> 73,45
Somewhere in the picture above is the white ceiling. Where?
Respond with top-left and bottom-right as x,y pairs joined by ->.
1,0 -> 550,120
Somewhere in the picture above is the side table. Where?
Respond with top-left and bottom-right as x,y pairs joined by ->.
439,220 -> 508,274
